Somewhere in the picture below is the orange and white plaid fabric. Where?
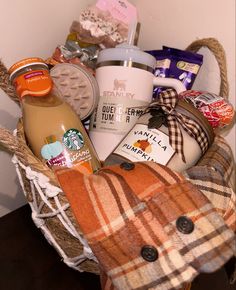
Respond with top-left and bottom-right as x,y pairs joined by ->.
56,135 -> 236,290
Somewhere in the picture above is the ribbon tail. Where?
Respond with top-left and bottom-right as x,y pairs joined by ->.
167,116 -> 186,163
151,89 -> 209,163
176,113 -> 210,154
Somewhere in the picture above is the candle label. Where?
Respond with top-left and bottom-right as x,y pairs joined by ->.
113,124 -> 175,164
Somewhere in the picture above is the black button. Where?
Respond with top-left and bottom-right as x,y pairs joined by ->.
176,216 -> 194,234
120,162 -> 135,171
141,245 -> 158,262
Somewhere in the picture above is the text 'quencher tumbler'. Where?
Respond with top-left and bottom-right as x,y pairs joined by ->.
89,43 -> 186,161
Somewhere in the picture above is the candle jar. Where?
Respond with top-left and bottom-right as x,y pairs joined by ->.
89,43 -> 186,161
104,99 -> 214,172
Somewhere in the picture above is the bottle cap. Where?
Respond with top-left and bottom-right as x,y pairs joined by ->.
9,57 -> 52,99
9,57 -> 48,81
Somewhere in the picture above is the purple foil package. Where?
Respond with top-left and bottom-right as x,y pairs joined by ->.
146,50 -> 172,98
146,46 -> 203,99
163,46 -> 203,90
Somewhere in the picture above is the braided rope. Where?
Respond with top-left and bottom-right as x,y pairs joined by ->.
0,126 -> 26,163
0,59 -> 19,104
186,37 -> 229,98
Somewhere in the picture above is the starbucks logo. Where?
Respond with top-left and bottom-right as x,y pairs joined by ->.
63,129 -> 84,150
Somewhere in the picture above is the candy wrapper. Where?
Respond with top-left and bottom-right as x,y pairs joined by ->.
179,90 -> 235,129
45,33 -> 100,74
163,46 -> 203,90
70,0 -> 137,48
146,47 -> 203,98
146,49 -> 171,97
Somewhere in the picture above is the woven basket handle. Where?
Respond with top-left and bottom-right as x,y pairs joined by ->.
0,60 -> 24,161
186,37 -> 229,98
0,127 -> 27,163
0,60 -> 19,104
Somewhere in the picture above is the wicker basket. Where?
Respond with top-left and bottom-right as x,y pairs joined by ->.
0,38 -> 230,274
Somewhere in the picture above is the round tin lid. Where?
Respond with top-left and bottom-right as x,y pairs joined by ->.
9,57 -> 48,81
50,63 -> 99,120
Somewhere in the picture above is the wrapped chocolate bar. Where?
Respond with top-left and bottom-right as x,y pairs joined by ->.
146,47 -> 203,98
163,46 -> 203,90
146,49 -> 171,97
179,90 -> 235,130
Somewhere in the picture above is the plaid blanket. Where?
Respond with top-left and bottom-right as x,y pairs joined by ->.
57,135 -> 236,290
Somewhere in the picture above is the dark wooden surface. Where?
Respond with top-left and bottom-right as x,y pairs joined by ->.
0,204 -> 235,290
0,205 -> 101,290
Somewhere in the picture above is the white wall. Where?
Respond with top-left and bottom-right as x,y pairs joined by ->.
0,0 -> 235,217
134,0 -> 235,151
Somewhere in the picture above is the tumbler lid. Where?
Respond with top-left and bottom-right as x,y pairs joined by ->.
96,43 -> 156,72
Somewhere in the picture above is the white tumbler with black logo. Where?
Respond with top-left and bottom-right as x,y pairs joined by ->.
89,43 -> 185,161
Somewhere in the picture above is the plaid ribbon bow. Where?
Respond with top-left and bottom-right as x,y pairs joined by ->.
148,89 -> 210,163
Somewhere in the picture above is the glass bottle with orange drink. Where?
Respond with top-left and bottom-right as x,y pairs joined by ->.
9,57 -> 100,175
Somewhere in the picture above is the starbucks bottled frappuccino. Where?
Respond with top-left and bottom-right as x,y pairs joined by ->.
9,58 -> 100,175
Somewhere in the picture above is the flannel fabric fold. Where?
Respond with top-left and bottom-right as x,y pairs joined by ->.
56,135 -> 236,290
183,135 -> 236,230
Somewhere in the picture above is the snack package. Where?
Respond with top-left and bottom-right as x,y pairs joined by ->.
179,90 -> 235,129
45,33 -> 100,75
163,46 -> 203,90
146,49 -> 171,97
146,47 -> 203,99
163,46 -> 203,91
70,0 -> 137,48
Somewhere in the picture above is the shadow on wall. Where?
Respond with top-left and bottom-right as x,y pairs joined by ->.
0,109 -> 19,130
0,176 -> 26,213
0,106 -> 26,215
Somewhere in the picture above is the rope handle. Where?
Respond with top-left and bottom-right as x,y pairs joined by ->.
0,60 -> 19,104
186,37 -> 229,98
0,127 -> 26,161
